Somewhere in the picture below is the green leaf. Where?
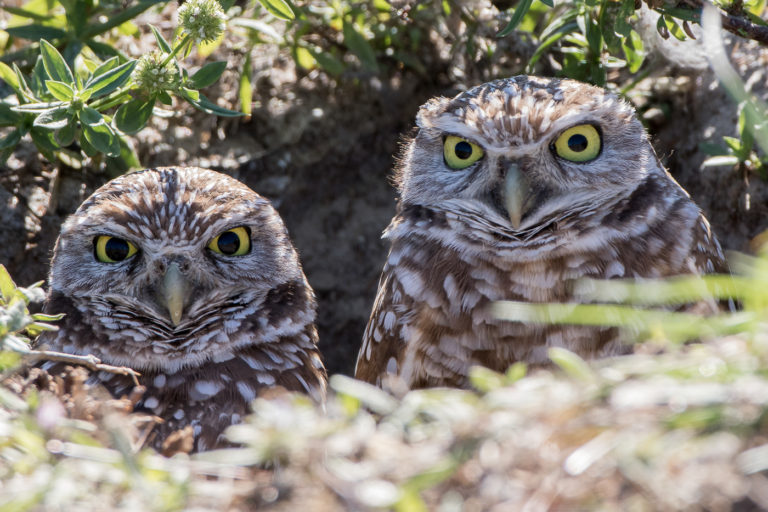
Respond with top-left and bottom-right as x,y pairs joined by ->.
114,97 -> 155,135
25,321 -> 59,336
5,24 -> 67,40
662,15 -> 686,41
79,131 -> 99,157
30,127 -> 60,160
342,20 -> 379,72
80,107 -> 120,156
182,87 -> 200,101
86,40 -> 125,60
88,57 -> 120,82
230,18 -> 281,40
45,80 -> 74,101
157,90 -> 173,105
0,129 -> 22,150
12,101 -> 65,113
54,119 -> 77,146
621,29 -> 645,73
0,265 -> 15,303
0,62 -> 21,93
308,47 -> 345,76
184,92 -> 243,117
81,1 -> 161,40
39,39 -> 75,85
497,0 -> 534,37
0,102 -> 23,126
190,61 -> 227,89
34,106 -> 72,129
150,24 -> 172,54
257,0 -> 295,20
106,134 -> 141,173
83,60 -> 136,100
0,5 -> 54,21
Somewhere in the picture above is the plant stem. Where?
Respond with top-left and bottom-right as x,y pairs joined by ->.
90,90 -> 134,111
161,33 -> 194,68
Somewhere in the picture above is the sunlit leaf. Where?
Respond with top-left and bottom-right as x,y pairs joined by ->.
39,39 -> 75,85
257,0 -> 295,20
189,61 -> 227,89
45,80 -> 74,101
34,105 -> 71,129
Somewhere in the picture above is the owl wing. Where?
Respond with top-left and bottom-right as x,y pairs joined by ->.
690,213 -> 728,274
355,265 -> 409,385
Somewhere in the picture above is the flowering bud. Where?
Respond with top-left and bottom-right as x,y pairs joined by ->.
132,51 -> 180,93
178,0 -> 227,44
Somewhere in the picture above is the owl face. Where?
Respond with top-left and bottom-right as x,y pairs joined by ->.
399,76 -> 654,232
48,167 -> 306,371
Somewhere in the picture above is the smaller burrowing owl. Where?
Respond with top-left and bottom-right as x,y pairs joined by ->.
36,167 -> 326,451
356,75 -> 726,389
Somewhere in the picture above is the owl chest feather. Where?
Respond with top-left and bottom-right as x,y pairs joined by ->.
357,184 -> 725,388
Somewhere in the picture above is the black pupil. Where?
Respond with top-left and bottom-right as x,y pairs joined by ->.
105,238 -> 130,261
217,231 -> 240,255
454,141 -> 473,160
567,134 -> 588,152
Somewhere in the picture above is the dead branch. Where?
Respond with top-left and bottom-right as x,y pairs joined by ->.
24,350 -> 141,387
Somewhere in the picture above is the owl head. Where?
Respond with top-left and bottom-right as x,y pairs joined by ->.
46,167 -> 311,372
396,75 -> 656,232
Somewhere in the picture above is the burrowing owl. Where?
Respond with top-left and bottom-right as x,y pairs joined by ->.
36,167 -> 326,451
355,75 -> 725,388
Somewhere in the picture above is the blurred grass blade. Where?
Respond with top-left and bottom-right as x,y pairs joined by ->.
549,347 -> 596,382
239,55 -> 252,116
702,3 -> 768,155
574,274 -> 744,305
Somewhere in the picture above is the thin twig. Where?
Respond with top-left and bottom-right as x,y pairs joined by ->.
679,0 -> 768,45
25,350 -> 141,387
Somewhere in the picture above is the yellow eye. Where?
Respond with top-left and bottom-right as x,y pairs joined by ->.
94,236 -> 138,263
553,124 -> 601,162
443,135 -> 484,169
207,226 -> 251,256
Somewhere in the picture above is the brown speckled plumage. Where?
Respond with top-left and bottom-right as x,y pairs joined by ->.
36,167 -> 327,452
355,76 -> 725,388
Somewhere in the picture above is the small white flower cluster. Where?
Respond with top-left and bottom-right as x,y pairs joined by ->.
178,0 -> 227,44
131,51 -> 180,94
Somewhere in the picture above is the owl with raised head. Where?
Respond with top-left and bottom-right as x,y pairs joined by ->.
36,167 -> 326,452
355,75 -> 726,388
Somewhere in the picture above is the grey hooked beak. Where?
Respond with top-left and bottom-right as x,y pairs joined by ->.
503,163 -> 530,229
161,262 -> 188,327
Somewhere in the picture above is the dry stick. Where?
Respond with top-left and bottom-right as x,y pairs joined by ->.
680,0 -> 768,45
25,350 -> 141,387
